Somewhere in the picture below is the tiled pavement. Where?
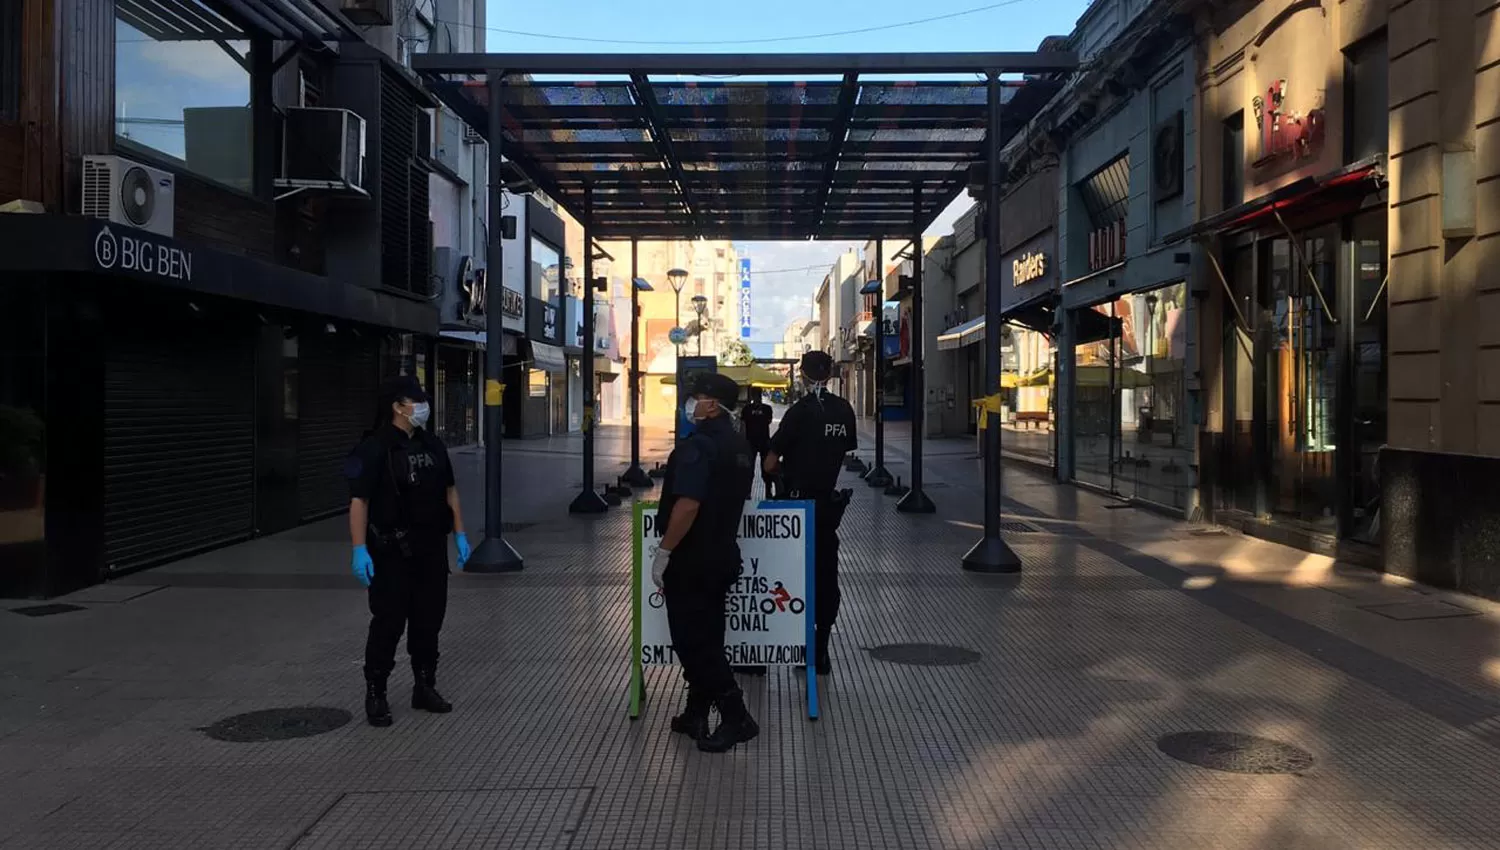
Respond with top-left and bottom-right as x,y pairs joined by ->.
5,424 -> 1500,848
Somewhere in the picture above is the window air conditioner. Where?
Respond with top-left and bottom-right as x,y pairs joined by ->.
340,0 -> 393,25
282,107 -> 367,191
81,155 -> 175,238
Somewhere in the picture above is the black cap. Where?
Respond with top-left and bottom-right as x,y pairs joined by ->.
690,372 -> 741,411
800,350 -> 833,382
379,374 -> 428,407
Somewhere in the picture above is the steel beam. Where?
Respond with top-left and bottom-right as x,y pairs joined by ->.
412,51 -> 1080,77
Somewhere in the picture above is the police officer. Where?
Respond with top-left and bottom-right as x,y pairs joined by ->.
763,351 -> 857,675
651,372 -> 758,753
739,387 -> 775,497
347,375 -> 472,727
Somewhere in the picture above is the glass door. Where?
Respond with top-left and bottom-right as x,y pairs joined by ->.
1260,227 -> 1340,533
1344,209 -> 1387,543
1072,301 -> 1123,493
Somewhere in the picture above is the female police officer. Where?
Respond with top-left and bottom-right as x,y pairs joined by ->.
346,375 -> 472,727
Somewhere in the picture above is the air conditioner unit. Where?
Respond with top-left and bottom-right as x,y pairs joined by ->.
81,155 -> 175,237
282,107 -> 366,191
463,124 -> 483,145
340,0 -> 392,25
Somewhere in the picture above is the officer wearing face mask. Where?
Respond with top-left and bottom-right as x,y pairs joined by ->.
652,372 -> 757,753
763,350 -> 857,675
345,375 -> 472,727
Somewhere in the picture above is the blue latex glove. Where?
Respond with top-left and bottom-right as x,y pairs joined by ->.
454,532 -> 472,571
352,545 -> 374,587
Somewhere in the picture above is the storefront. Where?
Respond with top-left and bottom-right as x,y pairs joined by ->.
998,230 -> 1060,468
0,214 -> 435,598
1052,24 -> 1199,513
1188,3 -> 1390,551
522,197 -> 567,438
881,299 -> 914,422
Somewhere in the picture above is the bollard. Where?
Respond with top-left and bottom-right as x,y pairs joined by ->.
884,475 -> 909,498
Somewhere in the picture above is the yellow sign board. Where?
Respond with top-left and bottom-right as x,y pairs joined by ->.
484,379 -> 504,407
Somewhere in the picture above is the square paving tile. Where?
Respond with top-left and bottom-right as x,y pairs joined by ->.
290,788 -> 592,850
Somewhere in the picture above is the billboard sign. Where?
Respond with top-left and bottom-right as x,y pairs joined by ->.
738,258 -> 752,339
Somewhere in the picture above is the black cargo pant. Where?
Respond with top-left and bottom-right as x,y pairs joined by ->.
364,533 -> 449,681
811,496 -> 842,632
664,554 -> 739,700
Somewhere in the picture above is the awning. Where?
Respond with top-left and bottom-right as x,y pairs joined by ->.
1073,308 -> 1121,347
412,53 -> 1077,241
1002,289 -> 1059,336
662,364 -> 791,389
937,316 -> 985,351
117,0 -> 362,44
529,341 -> 568,373
1163,156 -> 1385,243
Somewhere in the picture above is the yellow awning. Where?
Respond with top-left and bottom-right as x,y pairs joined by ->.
661,364 -> 791,389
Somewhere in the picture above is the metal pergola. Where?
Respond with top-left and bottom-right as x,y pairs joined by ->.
411,51 -> 1078,574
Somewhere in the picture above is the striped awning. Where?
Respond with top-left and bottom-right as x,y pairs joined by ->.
936,316 -> 985,350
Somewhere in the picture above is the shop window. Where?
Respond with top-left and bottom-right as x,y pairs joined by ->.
114,0 -> 254,192
1076,155 -> 1131,229
0,0 -> 19,122
1222,111 -> 1245,211
1345,32 -> 1389,164
1072,283 -> 1191,509
531,236 -> 561,303
528,369 -> 547,398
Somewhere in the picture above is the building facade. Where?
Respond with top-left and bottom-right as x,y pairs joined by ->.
0,0 -> 455,597
1048,0 -> 1201,514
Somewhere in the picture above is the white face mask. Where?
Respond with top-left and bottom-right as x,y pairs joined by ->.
683,398 -> 701,423
406,402 -> 431,429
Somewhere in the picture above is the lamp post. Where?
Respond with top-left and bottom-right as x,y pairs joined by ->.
691,293 -> 708,356
667,268 -> 689,440
623,238 -> 655,488
861,275 -> 892,488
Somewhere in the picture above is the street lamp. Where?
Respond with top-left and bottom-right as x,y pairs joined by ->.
667,268 -> 689,335
623,267 -> 655,488
691,294 -> 708,356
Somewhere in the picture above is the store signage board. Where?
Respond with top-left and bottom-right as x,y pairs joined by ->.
1012,251 -> 1048,286
1253,79 -> 1326,171
94,226 -> 192,282
739,259 -> 753,339
629,500 -> 819,721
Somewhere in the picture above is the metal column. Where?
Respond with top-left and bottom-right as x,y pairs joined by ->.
570,183 -> 609,514
623,238 -> 653,487
468,73 -> 523,572
865,238 -> 893,488
896,183 -> 936,514
962,71 -> 1021,572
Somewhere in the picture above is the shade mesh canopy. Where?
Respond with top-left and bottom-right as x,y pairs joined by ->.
416,57 -> 1069,240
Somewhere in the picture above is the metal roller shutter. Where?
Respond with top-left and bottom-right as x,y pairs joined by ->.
103,329 -> 255,572
298,334 -> 379,520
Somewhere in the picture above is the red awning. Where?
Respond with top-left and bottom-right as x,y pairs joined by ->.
1164,156 -> 1385,242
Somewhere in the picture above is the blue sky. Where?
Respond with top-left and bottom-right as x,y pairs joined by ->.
478,0 -> 1093,354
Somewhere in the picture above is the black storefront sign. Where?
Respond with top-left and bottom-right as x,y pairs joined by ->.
0,214 -> 437,335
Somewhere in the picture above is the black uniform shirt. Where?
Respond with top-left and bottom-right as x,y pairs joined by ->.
769,390 -> 858,496
658,414 -> 755,565
741,402 -> 773,449
346,423 -> 456,537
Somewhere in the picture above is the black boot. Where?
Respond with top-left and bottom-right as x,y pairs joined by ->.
669,689 -> 710,740
411,667 -> 453,713
698,687 -> 759,753
815,627 -> 833,676
364,675 -> 393,727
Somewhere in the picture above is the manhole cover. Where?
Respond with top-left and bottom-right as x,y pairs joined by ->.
10,603 -> 86,617
200,707 -> 351,743
868,643 -> 982,667
999,521 -> 1041,533
1157,731 -> 1313,775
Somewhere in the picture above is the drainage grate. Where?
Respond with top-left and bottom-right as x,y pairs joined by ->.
999,521 -> 1042,533
10,603 -> 86,618
1357,601 -> 1479,621
1156,731 -> 1313,775
868,643 -> 982,667
200,707 -> 351,743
